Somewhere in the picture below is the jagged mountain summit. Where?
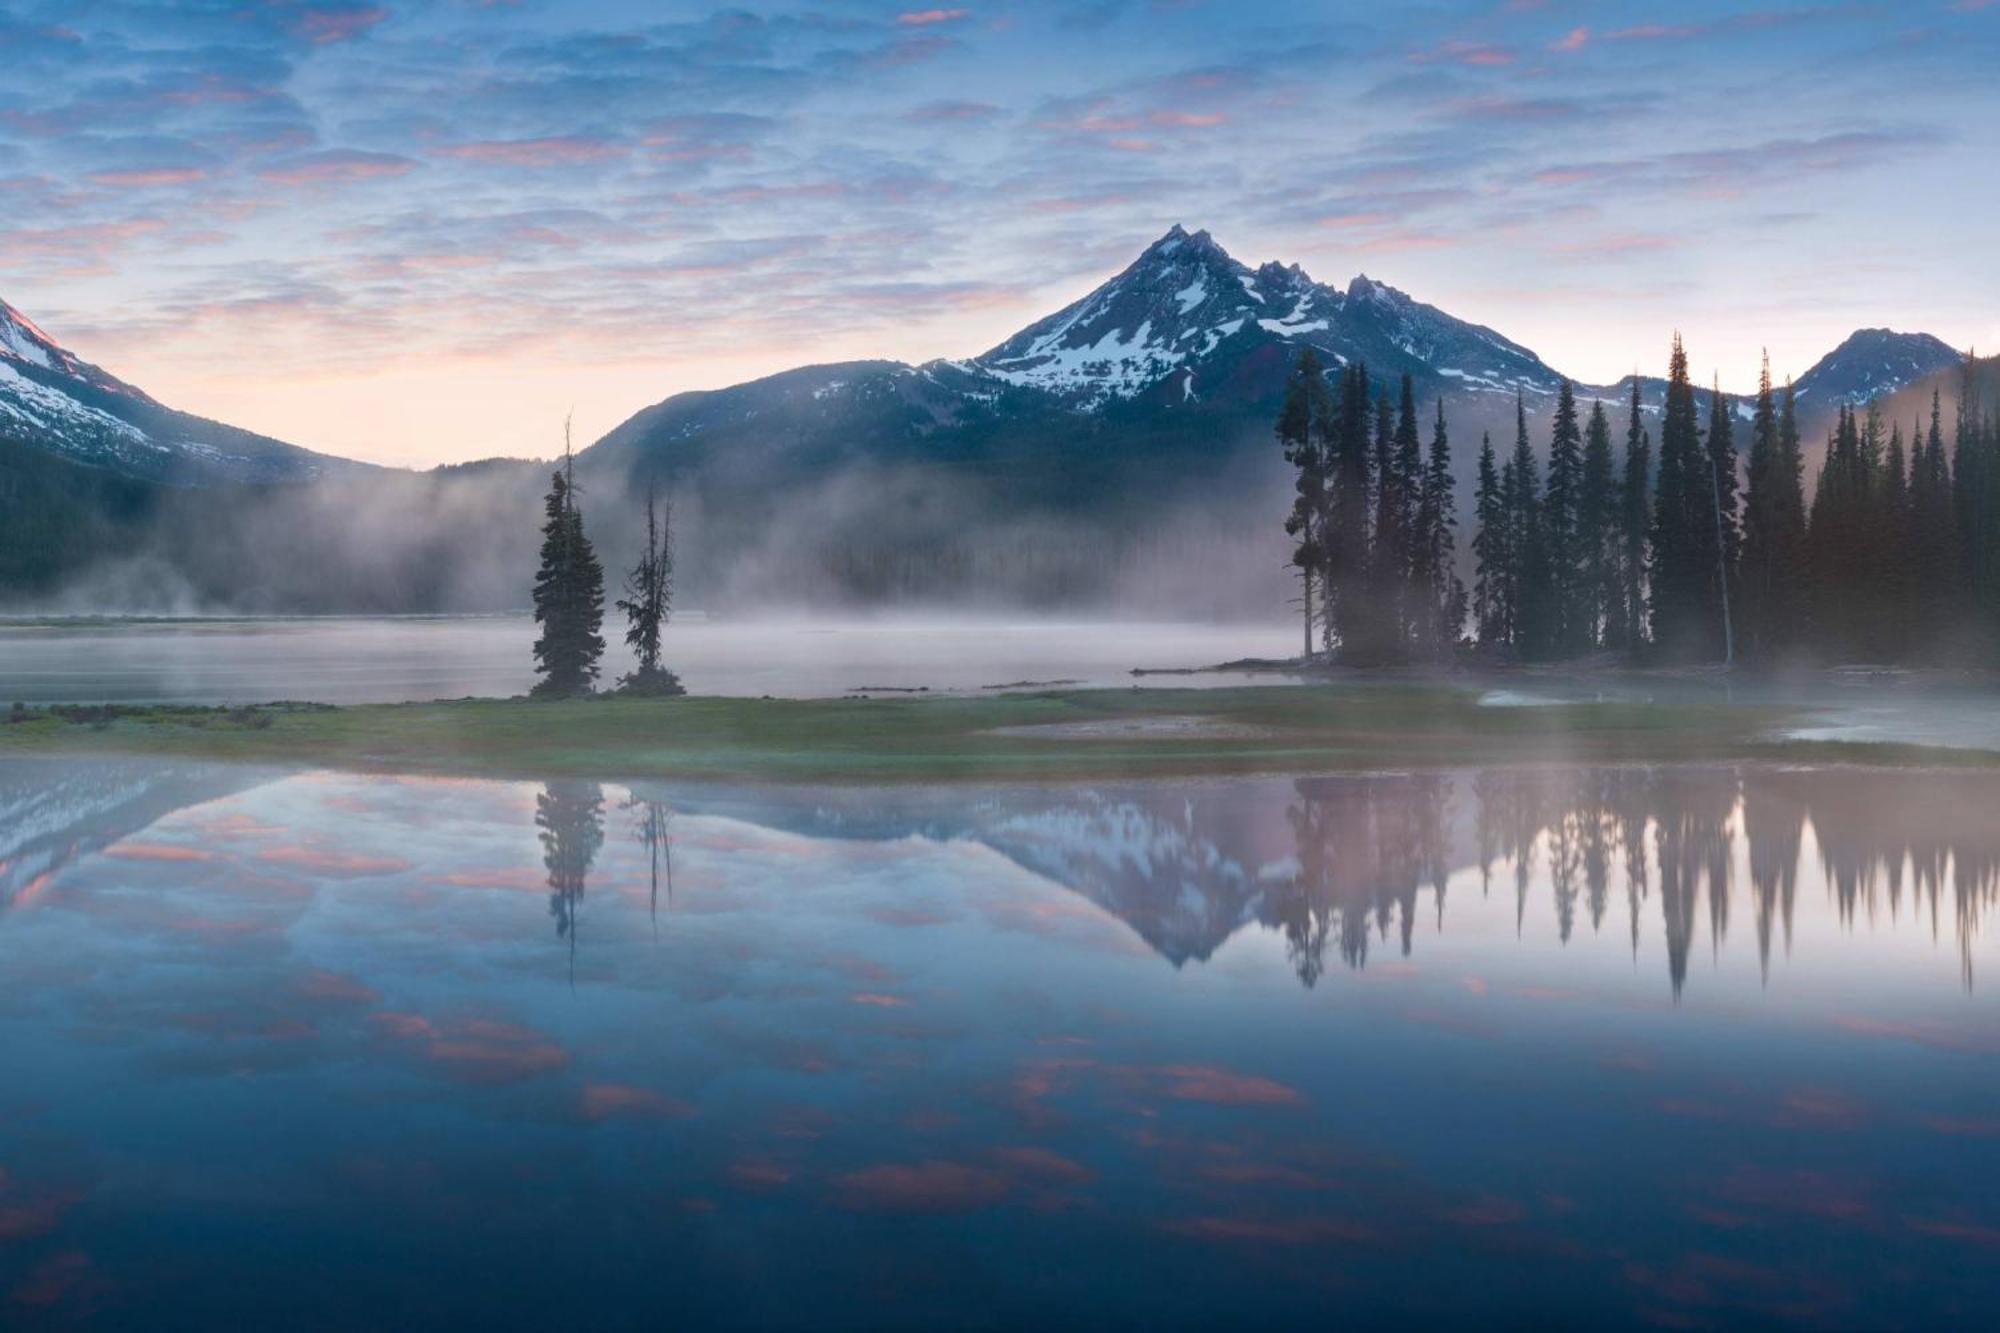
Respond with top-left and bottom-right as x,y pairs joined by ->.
591,226 -> 1969,492
967,224 -> 1565,409
0,297 -> 355,485
1793,328 -> 1964,405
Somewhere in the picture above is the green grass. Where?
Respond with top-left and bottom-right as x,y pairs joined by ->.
1,683 -> 1992,782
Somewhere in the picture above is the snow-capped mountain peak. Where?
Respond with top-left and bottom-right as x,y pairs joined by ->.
0,298 -> 137,397
969,226 -> 1565,410
0,292 -> 349,484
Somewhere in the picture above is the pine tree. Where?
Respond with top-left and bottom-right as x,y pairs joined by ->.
615,484 -> 684,696
1365,387 -> 1405,661
1578,398 -> 1616,652
1809,404 -> 1870,659
1615,378 -> 1651,653
1739,355 -> 1806,662
1278,348 -> 1332,655
1706,378 -> 1741,663
1545,380 -> 1585,654
1472,431 -> 1507,648
1392,374 -> 1424,654
1908,387 -> 1962,653
1879,421 -> 1913,658
1415,397 -> 1466,657
1649,336 -> 1718,659
530,432 -> 606,698
1324,362 -> 1376,659
1507,393 -> 1555,659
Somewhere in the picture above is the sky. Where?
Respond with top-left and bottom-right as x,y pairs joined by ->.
2,0 -> 1997,468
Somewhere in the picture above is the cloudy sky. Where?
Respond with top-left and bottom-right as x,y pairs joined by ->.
2,0 -> 1996,467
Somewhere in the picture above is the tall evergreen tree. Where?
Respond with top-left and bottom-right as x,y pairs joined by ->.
1365,387 -> 1406,661
1392,374 -> 1425,653
1649,336 -> 1720,659
1544,380 -> 1585,654
1278,348 -> 1333,655
530,436 -> 606,698
1324,362 -> 1376,659
1705,379 -> 1741,663
1739,355 -> 1808,661
1472,431 -> 1507,648
1415,397 -> 1466,657
1578,399 -> 1617,651
1615,378 -> 1652,653
1908,388 -> 1962,653
1508,393 -> 1555,658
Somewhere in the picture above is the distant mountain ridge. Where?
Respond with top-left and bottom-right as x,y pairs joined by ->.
585,227 -> 1967,495
0,298 -> 358,486
0,229 -> 1978,612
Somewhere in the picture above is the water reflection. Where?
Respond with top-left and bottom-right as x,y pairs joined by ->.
654,766 -> 2000,995
2,759 -> 1997,1329
7,762 -> 1998,997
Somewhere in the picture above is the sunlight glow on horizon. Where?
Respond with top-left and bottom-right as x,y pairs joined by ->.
2,0 -> 1995,466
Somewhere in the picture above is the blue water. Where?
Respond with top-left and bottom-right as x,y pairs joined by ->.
1,761 -> 1996,1329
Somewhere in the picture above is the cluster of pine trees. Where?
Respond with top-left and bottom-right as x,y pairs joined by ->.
1279,348 -> 1467,664
531,432 -> 682,697
1283,341 -> 2000,666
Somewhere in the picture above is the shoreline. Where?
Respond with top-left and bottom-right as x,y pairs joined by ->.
2,683 -> 1995,785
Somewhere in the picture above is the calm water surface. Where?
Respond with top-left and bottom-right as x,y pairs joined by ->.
2,760 -> 1997,1329
0,616 -> 1302,704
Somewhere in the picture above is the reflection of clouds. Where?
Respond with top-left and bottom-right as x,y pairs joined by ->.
4,762 -> 1999,1326
577,1082 -> 696,1123
371,1011 -> 569,1084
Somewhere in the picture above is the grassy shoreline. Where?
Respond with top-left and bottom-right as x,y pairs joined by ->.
1,684 -> 1994,783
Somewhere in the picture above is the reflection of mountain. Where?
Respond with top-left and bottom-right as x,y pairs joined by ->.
0,758 -> 276,912
4,761 -> 1994,996
648,766 -> 2000,994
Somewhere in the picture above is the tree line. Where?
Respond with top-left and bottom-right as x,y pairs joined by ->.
1281,339 -> 2000,664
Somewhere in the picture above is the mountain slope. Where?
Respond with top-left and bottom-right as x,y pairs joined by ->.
1793,328 -> 1964,407
0,298 -> 361,486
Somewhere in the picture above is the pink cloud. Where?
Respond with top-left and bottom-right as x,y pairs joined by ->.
1160,1215 -> 1374,1245
89,168 -> 206,188
849,992 -> 909,1007
1552,25 -> 1590,51
727,1158 -> 792,1190
372,1012 -> 568,1083
1604,23 -> 1700,41
989,1146 -> 1094,1185
832,1160 -> 1010,1214
578,1082 -> 697,1122
296,6 -> 389,45
102,841 -> 213,861
1154,1064 -> 1304,1107
896,8 -> 970,24
436,136 -> 625,167
259,845 -> 409,876
1411,39 -> 1516,66
1148,110 -> 1227,128
257,150 -> 416,186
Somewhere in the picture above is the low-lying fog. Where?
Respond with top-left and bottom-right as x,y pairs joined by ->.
0,615 -> 1304,705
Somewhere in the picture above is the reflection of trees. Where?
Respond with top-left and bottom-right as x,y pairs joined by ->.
1761,770 -> 2000,989
537,781 -> 605,975
627,796 -> 674,936
1278,775 -> 1452,986
1454,767 -> 2000,994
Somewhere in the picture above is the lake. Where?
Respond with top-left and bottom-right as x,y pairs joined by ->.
3,759 -> 1996,1328
0,616 -> 1304,705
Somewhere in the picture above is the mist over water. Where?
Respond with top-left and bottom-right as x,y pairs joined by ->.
0,616 -> 1303,705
